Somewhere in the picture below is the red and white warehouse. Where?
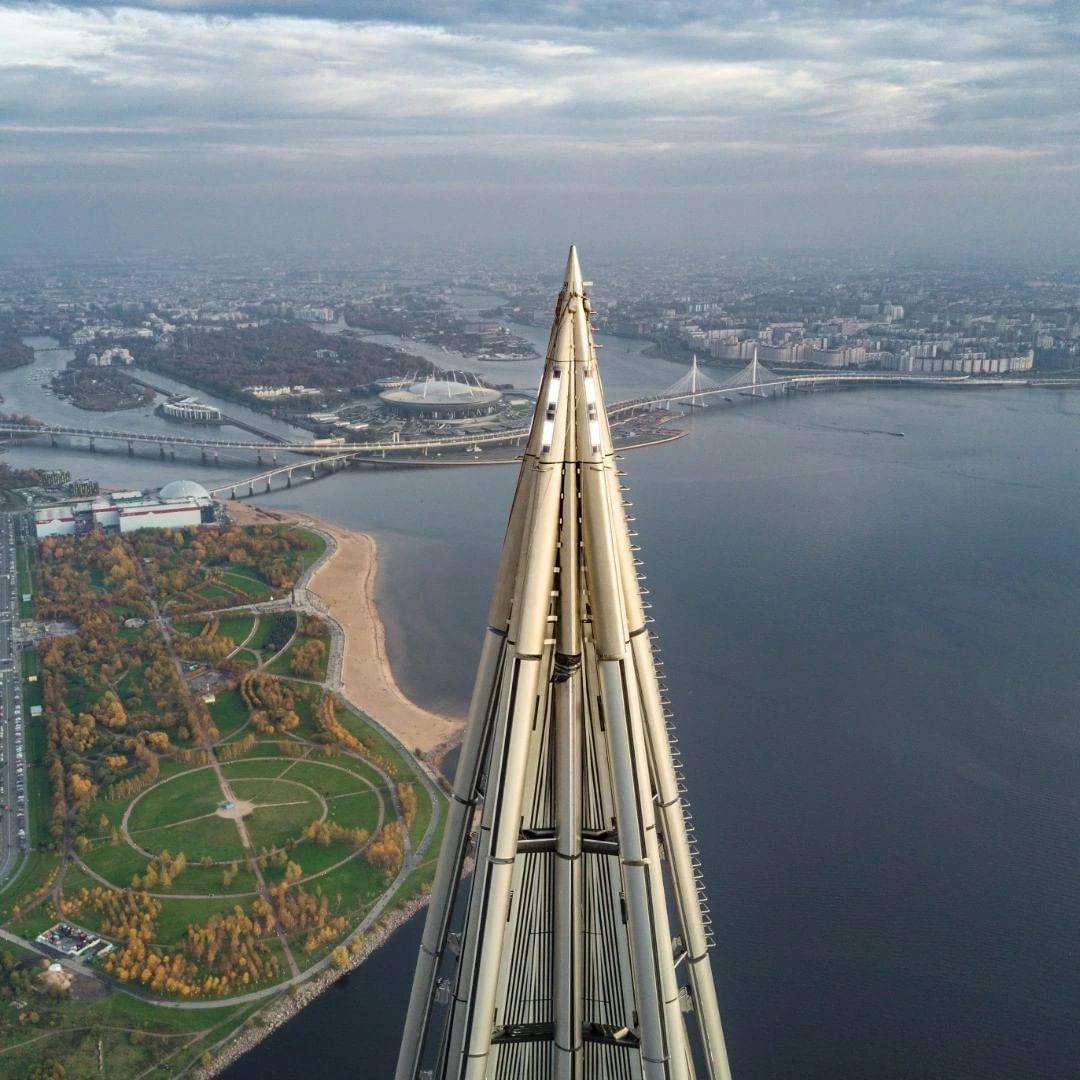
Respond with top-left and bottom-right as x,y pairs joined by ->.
33,480 -> 216,540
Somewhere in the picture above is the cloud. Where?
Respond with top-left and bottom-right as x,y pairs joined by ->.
0,1 -> 1076,253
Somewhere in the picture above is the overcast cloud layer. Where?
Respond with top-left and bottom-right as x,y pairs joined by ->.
1,1 -> 1077,258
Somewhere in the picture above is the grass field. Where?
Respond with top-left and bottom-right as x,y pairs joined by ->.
127,768 -> 223,833
220,567 -> 271,594
336,702 -> 412,781
229,777 -> 323,850
406,779 -> 432,851
209,687 -> 250,739
245,615 -> 276,651
324,788 -> 383,833
0,985 -> 265,1080
218,615 -> 256,646
291,527 -> 328,574
196,583 -> 233,602
0,852 -> 61,919
26,739 -> 53,849
81,840 -> 155,887
16,540 -> 33,617
135,814 -> 245,864
263,637 -> 301,676
275,839 -> 357,879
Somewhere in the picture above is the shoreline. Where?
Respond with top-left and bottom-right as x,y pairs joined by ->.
223,500 -> 464,754
202,499 -> 463,1077
206,893 -> 431,1078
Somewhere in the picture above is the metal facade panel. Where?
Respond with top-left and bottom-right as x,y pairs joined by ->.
396,249 -> 733,1080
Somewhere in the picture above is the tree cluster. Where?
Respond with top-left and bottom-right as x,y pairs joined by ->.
132,849 -> 188,890
147,321 -> 420,400
397,783 -> 418,830
289,637 -> 326,679
262,612 -> 297,653
312,694 -> 400,778
302,820 -> 369,849
240,672 -> 300,734
364,822 -> 404,880
177,618 -> 236,663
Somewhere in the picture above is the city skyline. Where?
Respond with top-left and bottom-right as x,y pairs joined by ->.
2,1 -> 1078,260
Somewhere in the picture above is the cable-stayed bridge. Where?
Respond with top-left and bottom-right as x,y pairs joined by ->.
2,364 -> 1071,500
613,365 -> 1054,419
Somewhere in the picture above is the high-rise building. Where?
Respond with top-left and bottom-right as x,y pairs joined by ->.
397,248 -> 732,1080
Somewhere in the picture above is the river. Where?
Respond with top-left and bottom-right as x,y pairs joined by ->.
6,338 -> 1080,1079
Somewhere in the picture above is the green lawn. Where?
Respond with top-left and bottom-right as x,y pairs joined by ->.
270,758 -> 379,796
324,789 -> 383,833
153,896 -> 247,945
209,687 -> 250,739
0,852 -> 61,919
335,703 -> 413,781
157,862 -> 258,897
218,615 -> 256,646
0,989 -> 266,1080
245,615 -> 274,651
293,527 -> 328,570
26,732 -> 53,849
276,840 -> 359,879
406,780 -> 433,851
196,583 -> 233,602
219,569 -> 272,598
264,638 -> 302,676
81,840 -> 153,888
16,540 -> 34,617
126,768 -> 223,833
228,778 -> 322,851
307,854 -> 389,915
134,815 -> 246,864
24,675 -> 44,712
216,758 -> 294,781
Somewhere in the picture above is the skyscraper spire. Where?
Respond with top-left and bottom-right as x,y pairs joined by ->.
396,247 -> 732,1080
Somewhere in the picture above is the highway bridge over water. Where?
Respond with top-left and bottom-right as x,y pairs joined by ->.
2,369 -> 1075,500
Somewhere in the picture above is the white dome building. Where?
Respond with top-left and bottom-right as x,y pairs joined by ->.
159,479 -> 212,502
379,375 -> 502,419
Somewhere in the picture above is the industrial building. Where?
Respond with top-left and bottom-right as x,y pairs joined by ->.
33,480 -> 216,540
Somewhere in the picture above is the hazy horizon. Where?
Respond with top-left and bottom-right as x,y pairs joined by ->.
2,1 -> 1078,262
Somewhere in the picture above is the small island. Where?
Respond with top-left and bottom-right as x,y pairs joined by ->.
51,365 -> 156,411
0,328 -> 34,372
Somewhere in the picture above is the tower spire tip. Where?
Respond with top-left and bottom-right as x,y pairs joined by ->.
564,245 -> 584,295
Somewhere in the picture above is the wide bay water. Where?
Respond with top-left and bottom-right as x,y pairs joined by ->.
5,338 -> 1080,1078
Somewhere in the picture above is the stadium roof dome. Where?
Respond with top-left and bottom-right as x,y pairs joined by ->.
159,479 -> 211,502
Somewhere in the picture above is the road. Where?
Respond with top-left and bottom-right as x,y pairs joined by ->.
0,512 -> 28,885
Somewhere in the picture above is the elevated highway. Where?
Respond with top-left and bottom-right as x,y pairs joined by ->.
3,372 -> 1075,501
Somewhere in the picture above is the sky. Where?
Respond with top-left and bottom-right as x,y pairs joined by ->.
1,1 -> 1078,260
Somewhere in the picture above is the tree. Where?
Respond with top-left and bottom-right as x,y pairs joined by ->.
330,945 -> 349,971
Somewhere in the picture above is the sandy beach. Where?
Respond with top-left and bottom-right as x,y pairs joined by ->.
223,500 -> 463,754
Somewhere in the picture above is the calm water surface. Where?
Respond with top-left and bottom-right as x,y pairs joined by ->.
7,341 -> 1080,1079
223,384 -> 1080,1080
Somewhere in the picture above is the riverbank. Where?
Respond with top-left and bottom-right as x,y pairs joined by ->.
204,893 -> 431,1078
224,500 -> 464,754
